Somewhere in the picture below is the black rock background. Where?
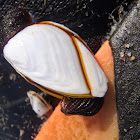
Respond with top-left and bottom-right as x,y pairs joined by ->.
0,0 -> 139,140
110,3 -> 140,139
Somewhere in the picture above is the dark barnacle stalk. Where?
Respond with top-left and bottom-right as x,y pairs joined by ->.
61,96 -> 104,116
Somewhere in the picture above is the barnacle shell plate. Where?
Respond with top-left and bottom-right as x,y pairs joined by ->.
27,91 -> 53,117
3,22 -> 108,98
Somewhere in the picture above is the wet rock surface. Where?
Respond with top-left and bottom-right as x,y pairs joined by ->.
110,2 -> 140,139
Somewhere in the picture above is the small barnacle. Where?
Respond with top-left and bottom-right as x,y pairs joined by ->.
119,50 -> 125,61
127,52 -> 132,57
27,91 -> 53,117
124,44 -> 130,48
130,56 -> 136,61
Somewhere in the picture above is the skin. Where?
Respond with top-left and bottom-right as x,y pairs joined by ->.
34,40 -> 119,140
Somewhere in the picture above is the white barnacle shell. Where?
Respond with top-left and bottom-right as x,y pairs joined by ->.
3,21 -> 108,98
27,91 -> 53,117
